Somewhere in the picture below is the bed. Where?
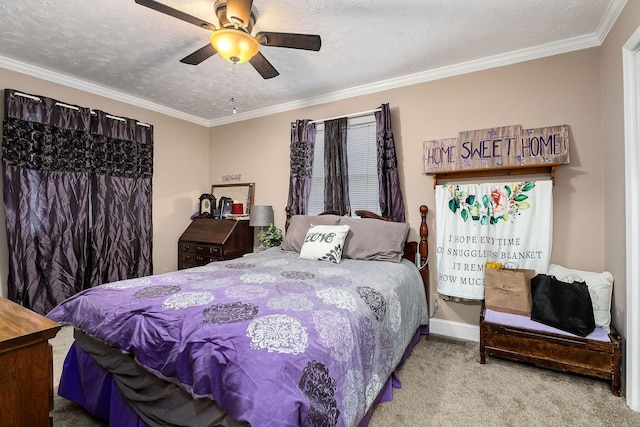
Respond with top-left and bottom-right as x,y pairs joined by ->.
48,206 -> 430,427
480,302 -> 622,396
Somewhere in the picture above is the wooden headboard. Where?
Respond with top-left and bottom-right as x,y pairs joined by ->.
284,205 -> 430,303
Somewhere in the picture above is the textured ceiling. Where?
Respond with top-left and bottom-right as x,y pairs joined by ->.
0,0 -> 626,126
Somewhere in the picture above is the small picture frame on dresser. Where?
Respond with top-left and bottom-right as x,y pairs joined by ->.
219,197 -> 233,218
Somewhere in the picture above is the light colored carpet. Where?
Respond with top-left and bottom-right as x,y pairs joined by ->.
50,326 -> 640,426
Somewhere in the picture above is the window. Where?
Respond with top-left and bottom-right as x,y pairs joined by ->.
307,115 -> 380,215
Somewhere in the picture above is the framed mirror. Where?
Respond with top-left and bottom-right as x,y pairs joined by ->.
211,182 -> 255,218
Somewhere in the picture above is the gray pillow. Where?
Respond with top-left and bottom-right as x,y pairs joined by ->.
281,215 -> 341,252
339,216 -> 410,262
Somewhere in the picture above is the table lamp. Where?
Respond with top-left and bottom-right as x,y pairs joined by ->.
249,205 -> 274,251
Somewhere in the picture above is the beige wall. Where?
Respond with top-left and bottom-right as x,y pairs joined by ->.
210,48 -> 608,327
0,68 -> 211,298
600,0 -> 640,340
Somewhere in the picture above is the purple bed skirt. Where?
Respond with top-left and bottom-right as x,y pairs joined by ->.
58,324 -> 429,427
59,343 -> 147,427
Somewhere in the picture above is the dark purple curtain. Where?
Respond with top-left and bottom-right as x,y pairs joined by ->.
323,118 -> 350,215
2,89 -> 92,314
89,110 -> 153,287
287,119 -> 315,215
1,90 -> 154,314
375,103 -> 405,222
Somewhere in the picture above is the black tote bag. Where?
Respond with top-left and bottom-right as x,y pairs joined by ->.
530,274 -> 596,337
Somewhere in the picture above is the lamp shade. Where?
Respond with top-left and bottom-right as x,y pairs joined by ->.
210,28 -> 259,64
249,205 -> 274,227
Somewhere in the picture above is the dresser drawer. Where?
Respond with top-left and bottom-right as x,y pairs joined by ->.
178,254 -> 217,270
178,252 -> 217,265
178,240 -> 225,270
180,242 -> 223,258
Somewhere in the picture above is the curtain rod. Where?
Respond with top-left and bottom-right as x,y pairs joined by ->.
90,111 -> 151,127
13,91 -> 40,101
308,108 -> 381,124
12,91 -> 151,128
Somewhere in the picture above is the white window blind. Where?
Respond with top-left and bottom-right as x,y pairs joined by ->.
307,115 -> 380,216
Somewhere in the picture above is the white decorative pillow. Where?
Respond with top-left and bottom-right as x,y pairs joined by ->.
281,215 -> 341,252
548,264 -> 614,334
299,225 -> 350,263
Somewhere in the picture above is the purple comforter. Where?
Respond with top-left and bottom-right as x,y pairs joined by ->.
48,248 -> 428,427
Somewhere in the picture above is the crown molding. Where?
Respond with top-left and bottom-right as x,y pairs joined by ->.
596,0 -> 628,42
0,56 -> 210,127
208,32 -> 603,127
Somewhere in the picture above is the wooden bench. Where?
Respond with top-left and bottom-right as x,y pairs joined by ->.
479,303 -> 622,396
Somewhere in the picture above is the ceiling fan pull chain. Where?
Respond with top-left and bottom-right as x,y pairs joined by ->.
231,62 -> 237,115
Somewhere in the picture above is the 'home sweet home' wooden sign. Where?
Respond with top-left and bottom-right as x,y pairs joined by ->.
423,124 -> 570,173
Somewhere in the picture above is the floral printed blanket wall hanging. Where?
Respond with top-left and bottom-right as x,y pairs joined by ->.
435,180 -> 553,300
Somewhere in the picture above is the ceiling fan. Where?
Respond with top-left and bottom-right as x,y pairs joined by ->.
134,0 -> 322,79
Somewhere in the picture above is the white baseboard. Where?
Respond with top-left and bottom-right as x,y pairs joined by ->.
429,318 -> 480,342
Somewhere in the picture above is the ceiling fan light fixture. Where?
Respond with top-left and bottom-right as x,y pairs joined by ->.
210,28 -> 259,64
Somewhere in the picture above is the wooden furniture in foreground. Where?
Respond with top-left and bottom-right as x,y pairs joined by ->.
178,218 -> 253,269
0,297 -> 61,426
479,303 -> 622,396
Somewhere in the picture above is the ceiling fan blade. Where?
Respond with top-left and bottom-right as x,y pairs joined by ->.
180,44 -> 218,65
135,0 -> 216,30
255,32 -> 321,51
249,52 -> 279,79
226,0 -> 253,28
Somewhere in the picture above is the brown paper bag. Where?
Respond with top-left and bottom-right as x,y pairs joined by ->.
484,267 -> 536,316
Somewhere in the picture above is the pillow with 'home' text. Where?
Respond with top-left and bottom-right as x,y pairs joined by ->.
299,224 -> 350,263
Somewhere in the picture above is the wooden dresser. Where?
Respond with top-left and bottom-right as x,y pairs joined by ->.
0,297 -> 61,426
178,218 -> 253,269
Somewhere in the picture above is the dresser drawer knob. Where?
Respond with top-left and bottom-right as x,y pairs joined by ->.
182,254 -> 190,261
182,244 -> 190,251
